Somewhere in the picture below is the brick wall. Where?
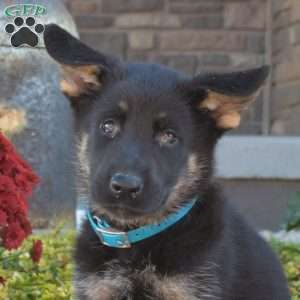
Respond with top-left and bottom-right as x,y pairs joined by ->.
272,0 -> 300,135
65,0 -> 268,134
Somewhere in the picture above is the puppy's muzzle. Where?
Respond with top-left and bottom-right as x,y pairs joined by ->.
110,173 -> 143,199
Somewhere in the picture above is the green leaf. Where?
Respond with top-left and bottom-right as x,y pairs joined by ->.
282,192 -> 300,231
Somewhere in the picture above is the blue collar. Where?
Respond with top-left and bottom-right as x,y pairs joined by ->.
87,197 -> 197,248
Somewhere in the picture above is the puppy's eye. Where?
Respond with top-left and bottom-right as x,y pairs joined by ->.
100,119 -> 119,138
158,129 -> 178,146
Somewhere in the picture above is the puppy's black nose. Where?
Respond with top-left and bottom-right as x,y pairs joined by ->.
110,173 -> 143,198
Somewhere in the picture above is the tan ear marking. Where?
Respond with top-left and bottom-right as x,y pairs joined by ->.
199,90 -> 254,129
217,112 -> 241,129
199,97 -> 220,111
60,79 -> 81,97
60,65 -> 101,97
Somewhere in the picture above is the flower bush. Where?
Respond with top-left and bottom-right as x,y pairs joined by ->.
0,131 -> 42,298
0,132 -> 39,250
0,225 -> 75,299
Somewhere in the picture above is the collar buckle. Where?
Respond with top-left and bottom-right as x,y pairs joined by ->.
93,219 -> 132,248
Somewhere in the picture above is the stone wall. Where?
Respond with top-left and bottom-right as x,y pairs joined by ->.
65,0 -> 267,134
272,0 -> 300,135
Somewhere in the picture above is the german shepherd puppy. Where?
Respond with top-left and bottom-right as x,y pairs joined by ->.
44,24 -> 290,300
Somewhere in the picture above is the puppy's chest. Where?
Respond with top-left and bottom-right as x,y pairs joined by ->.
75,263 -> 220,300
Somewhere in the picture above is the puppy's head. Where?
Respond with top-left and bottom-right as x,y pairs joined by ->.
44,25 -> 269,227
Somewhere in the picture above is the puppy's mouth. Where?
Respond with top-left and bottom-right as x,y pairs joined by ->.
90,195 -> 169,227
100,202 -> 164,218
90,184 -> 184,227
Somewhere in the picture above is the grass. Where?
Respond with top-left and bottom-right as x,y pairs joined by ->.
0,225 -> 75,300
0,226 -> 299,299
271,240 -> 300,300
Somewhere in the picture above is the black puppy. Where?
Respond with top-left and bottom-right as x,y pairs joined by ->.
44,24 -> 290,300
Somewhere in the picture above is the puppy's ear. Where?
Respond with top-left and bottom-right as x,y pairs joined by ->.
44,24 -> 122,98
180,66 -> 270,129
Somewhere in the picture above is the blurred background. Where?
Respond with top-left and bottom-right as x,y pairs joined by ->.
0,0 -> 299,231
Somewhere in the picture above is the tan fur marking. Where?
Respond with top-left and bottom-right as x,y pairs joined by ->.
75,263 -> 132,300
60,65 -> 101,97
199,90 -> 256,129
218,112 -> 241,129
165,153 -> 202,211
158,278 -> 198,300
60,79 -> 80,97
76,275 -> 125,299
187,153 -> 199,175
83,276 -> 127,300
156,263 -> 221,300
75,133 -> 92,200
75,262 -> 220,300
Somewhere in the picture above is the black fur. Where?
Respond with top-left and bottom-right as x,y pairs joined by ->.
182,65 -> 270,97
44,24 -> 290,300
44,24 -> 119,70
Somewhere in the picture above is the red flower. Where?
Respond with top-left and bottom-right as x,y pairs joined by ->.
0,175 -> 16,193
30,240 -> 43,263
0,192 -> 21,214
0,276 -> 6,286
0,133 -> 39,250
2,222 -> 26,250
0,209 -> 7,226
0,134 -> 13,157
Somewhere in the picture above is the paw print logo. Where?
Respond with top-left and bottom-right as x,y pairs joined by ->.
5,17 -> 44,48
